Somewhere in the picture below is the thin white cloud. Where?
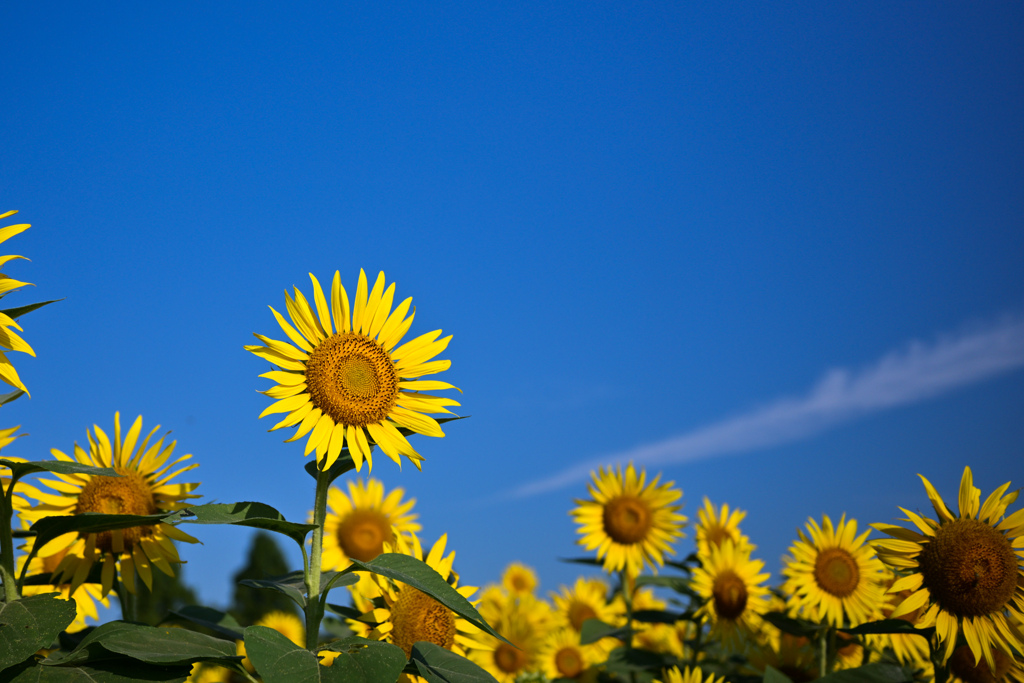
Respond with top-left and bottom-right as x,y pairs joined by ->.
504,314 -> 1024,500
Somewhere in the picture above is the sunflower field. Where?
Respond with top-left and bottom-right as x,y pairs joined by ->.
1,208 -> 1022,683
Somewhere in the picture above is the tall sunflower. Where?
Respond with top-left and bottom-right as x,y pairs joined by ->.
248,270 -> 459,472
781,514 -> 884,627
692,538 -> 771,651
550,576 -> 623,634
16,413 -> 201,595
349,534 -> 489,668
571,462 -> 687,576
872,466 -> 1024,670
0,210 -> 36,395
695,497 -> 753,556
318,477 -> 420,569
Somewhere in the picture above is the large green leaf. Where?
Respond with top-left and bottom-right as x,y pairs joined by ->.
763,666 -> 795,683
1,658 -> 191,683
578,618 -> 629,645
169,606 -> 244,641
0,594 -> 77,673
173,502 -> 317,547
817,664 -> 914,683
0,459 -> 118,482
0,300 -> 62,321
409,642 -> 498,683
343,554 -> 507,645
761,611 -> 824,638
29,513 -> 173,556
43,621 -> 237,667
317,636 -> 406,682
842,619 -> 933,638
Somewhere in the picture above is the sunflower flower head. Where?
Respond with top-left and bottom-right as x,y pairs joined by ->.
501,562 -> 538,597
781,513 -> 885,628
658,666 -> 727,683
248,270 -> 460,473
695,497 -> 754,556
319,477 -> 420,569
0,210 -> 37,396
872,466 -> 1024,671
17,413 -> 201,595
571,462 -> 687,577
692,538 -> 771,651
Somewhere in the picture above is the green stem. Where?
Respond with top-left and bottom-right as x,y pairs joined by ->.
620,570 -> 638,683
304,465 -> 331,650
0,481 -> 18,603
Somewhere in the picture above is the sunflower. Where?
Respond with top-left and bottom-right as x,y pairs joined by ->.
350,533 -> 489,668
248,270 -> 459,473
470,606 -> 547,683
572,462 -> 687,576
782,514 -> 885,627
538,627 -> 598,680
550,576 -> 623,634
695,497 -> 753,556
657,666 -> 726,683
319,477 -> 420,570
0,210 -> 36,396
16,413 -> 201,595
872,466 -> 1024,670
692,538 -> 771,650
872,567 -> 930,667
501,562 -> 538,597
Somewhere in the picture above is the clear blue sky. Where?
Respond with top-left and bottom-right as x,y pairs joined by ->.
3,2 -> 1023,611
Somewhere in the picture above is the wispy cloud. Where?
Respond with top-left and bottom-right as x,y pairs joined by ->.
503,314 -> 1024,500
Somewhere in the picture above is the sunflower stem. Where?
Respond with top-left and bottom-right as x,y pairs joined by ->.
304,463 -> 331,650
0,482 -> 18,603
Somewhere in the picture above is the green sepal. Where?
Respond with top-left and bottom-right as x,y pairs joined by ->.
0,300 -> 62,321
173,502 -> 318,548
0,594 -> 77,673
409,641 -> 499,683
342,554 -> 508,646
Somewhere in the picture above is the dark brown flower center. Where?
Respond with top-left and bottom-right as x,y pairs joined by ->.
814,548 -> 860,598
305,333 -> 399,427
712,570 -> 749,621
949,645 -> 1012,683
555,647 -> 584,678
918,518 -> 1017,617
603,496 -> 653,544
568,602 -> 598,632
494,643 -> 528,673
336,509 -> 394,562
74,472 -> 157,553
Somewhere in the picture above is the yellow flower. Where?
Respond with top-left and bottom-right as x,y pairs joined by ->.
692,538 -> 771,650
550,576 -> 623,634
658,666 -> 726,683
319,477 -> 420,569
237,610 -> 304,672
17,413 -> 201,595
0,210 -> 36,396
538,627 -> 597,680
248,269 -> 459,472
501,562 -> 538,597
695,497 -> 753,556
571,462 -> 687,576
781,514 -> 885,627
872,567 -> 930,667
351,534 -> 488,668
470,606 -> 546,683
872,466 -> 1024,670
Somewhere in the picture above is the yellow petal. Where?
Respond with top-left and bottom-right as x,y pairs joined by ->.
331,271 -> 351,334
309,273 -> 333,336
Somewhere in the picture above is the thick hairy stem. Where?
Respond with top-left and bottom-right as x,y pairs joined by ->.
304,466 -> 331,650
0,484 -> 18,603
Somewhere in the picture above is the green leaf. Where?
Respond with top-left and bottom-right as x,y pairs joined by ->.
343,554 -> 508,646
317,636 -> 406,683
304,453 -> 356,482
634,575 -> 702,601
409,642 -> 498,683
29,513 -> 173,557
1,657 -> 191,683
842,619 -> 933,638
761,611 -> 825,638
578,618 -> 629,645
240,571 -> 309,609
0,300 -> 62,321
555,557 -> 603,567
43,621 -> 238,667
325,603 -> 363,620
602,646 -> 671,682
632,609 -> 685,624
0,594 -> 77,673
173,502 -> 318,548
763,665 -> 795,683
169,606 -> 244,641
0,459 -> 119,482
816,664 -> 914,683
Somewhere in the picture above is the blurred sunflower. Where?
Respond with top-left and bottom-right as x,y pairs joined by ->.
501,562 -> 538,597
949,642 -> 1024,683
538,627 -> 597,681
782,514 -> 884,627
695,497 -> 753,556
692,538 -> 771,650
873,567 -> 930,667
471,606 -> 547,683
0,210 -> 36,395
657,666 -> 726,683
319,477 -> 420,569
572,462 -> 686,576
17,413 -> 201,595
872,466 -> 1024,670
550,576 -> 622,634
350,534 -> 489,666
248,270 -> 459,472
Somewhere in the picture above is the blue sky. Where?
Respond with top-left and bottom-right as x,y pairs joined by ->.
3,2 -> 1023,612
